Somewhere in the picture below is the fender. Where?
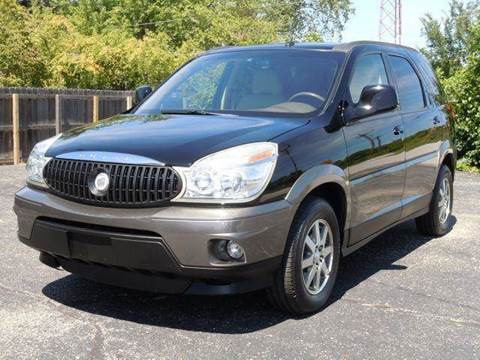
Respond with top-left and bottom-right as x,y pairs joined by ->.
285,164 -> 351,230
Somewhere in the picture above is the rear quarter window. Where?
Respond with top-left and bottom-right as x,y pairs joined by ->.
410,51 -> 444,105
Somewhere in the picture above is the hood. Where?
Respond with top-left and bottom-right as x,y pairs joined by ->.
46,114 -> 308,166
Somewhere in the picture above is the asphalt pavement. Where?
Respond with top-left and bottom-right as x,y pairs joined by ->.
0,165 -> 479,359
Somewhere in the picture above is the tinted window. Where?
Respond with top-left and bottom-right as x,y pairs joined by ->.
389,56 -> 425,112
135,50 -> 345,115
409,51 -> 444,105
349,54 -> 389,103
410,51 -> 439,94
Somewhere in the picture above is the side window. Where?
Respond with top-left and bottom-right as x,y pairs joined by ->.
349,54 -> 389,103
389,56 -> 425,112
411,51 -> 445,105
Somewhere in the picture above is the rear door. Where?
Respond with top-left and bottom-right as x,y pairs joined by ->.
386,53 -> 442,218
343,51 -> 405,245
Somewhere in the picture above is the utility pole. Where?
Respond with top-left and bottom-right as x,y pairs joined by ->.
379,0 -> 402,44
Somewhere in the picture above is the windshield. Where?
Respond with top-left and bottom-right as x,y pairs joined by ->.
134,50 -> 345,116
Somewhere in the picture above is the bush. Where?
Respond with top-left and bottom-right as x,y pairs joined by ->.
421,0 -> 480,167
0,0 -> 354,90
442,24 -> 480,167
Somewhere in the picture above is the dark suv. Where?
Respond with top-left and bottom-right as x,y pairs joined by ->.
14,41 -> 455,314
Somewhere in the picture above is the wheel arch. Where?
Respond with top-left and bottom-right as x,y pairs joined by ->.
438,141 -> 456,180
441,151 -> 455,180
285,164 -> 350,244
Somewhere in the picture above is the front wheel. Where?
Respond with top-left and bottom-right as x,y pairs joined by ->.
267,198 -> 341,314
415,165 -> 454,236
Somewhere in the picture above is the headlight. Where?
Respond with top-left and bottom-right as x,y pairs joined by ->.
173,142 -> 278,204
26,134 -> 61,188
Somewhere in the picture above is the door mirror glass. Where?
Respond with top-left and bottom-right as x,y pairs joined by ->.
134,85 -> 153,105
347,85 -> 398,121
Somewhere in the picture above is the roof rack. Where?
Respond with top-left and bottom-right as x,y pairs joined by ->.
202,40 -> 419,55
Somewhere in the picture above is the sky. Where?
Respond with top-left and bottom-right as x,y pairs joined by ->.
342,0 -> 452,49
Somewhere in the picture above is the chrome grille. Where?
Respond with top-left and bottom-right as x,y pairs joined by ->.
43,158 -> 182,207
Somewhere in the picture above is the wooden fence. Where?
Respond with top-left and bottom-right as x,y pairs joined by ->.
0,87 -> 134,164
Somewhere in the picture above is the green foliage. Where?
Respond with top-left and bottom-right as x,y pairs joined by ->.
0,0 -> 49,86
264,0 -> 353,41
442,23 -> 480,167
0,0 -> 353,90
422,0 -> 480,167
421,0 -> 480,78
457,158 -> 480,173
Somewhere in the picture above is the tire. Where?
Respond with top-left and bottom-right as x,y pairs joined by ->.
415,165 -> 454,236
267,197 -> 341,315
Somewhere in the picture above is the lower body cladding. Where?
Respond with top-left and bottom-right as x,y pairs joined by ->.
14,187 -> 294,295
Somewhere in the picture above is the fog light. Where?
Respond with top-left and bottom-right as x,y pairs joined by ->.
226,241 -> 244,259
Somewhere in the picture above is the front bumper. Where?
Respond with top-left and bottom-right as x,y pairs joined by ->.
14,187 -> 294,294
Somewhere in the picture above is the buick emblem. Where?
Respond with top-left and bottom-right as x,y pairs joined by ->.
89,171 -> 110,196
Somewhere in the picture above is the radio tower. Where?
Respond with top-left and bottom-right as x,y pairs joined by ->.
379,0 -> 402,44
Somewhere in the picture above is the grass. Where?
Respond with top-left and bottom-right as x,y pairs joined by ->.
457,160 -> 480,174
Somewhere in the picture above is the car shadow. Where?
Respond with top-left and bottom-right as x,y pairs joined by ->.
42,217 -> 456,334
331,215 -> 456,302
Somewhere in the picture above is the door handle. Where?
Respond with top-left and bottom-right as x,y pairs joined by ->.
393,125 -> 403,136
433,116 -> 441,125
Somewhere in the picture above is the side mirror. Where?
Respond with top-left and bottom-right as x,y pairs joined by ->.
347,85 -> 398,121
134,85 -> 153,105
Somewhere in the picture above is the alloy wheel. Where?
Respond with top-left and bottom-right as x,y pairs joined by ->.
301,219 -> 334,295
438,177 -> 451,224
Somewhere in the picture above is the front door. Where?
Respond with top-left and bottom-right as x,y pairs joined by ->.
343,52 -> 405,245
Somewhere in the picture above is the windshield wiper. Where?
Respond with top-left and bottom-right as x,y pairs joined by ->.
159,109 -> 220,116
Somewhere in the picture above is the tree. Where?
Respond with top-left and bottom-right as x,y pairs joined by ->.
0,0 -> 49,86
266,0 -> 353,41
421,0 -> 480,166
1,0 -> 353,89
442,23 -> 480,166
421,0 -> 480,78
20,0 -> 353,43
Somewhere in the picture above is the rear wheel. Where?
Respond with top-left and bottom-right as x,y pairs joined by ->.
415,165 -> 454,236
267,198 -> 340,314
